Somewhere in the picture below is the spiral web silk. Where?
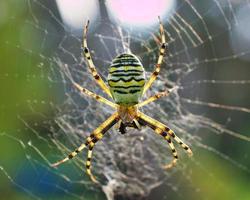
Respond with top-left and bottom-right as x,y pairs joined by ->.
1,0 -> 250,199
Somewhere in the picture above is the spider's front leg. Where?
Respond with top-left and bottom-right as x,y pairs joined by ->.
51,112 -> 120,183
137,111 -> 192,169
82,20 -> 112,98
138,89 -> 170,108
73,82 -> 117,108
143,17 -> 167,95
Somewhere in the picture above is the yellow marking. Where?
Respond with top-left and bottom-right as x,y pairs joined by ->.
71,152 -> 77,157
155,128 -> 162,135
78,144 -> 86,151
86,161 -> 91,166
109,66 -> 141,73
108,80 -> 145,87
94,132 -> 103,139
89,142 -> 94,148
88,150 -> 93,157
187,149 -> 193,156
87,137 -> 92,143
168,141 -> 176,154
164,136 -> 170,140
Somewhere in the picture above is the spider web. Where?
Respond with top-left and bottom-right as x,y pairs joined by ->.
1,0 -> 250,200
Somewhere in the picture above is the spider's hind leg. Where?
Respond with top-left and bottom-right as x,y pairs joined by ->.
137,111 -> 192,169
86,144 -> 98,183
137,111 -> 192,156
162,136 -> 178,169
137,117 -> 179,169
51,112 -> 119,183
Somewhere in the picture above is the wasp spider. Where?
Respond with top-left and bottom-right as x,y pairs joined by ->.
51,18 -> 193,183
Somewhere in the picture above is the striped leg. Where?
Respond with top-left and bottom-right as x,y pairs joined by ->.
138,89 -> 170,108
73,82 -> 117,108
137,117 -> 178,169
51,143 -> 87,168
137,111 -> 193,156
82,20 -> 112,98
143,17 -> 167,95
51,112 -> 119,171
84,113 -> 119,183
86,145 -> 97,183
163,137 -> 178,169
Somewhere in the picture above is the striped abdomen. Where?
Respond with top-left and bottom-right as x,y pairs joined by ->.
108,53 -> 145,106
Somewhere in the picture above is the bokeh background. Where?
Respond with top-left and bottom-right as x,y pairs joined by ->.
0,0 -> 250,200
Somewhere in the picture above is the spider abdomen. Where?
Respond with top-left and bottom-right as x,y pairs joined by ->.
108,53 -> 145,105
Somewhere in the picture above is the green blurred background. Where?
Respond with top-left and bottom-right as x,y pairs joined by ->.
0,0 -> 250,200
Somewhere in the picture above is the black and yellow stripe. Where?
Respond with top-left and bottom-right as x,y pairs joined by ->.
137,111 -> 193,157
82,20 -> 112,98
51,112 -> 119,171
108,53 -> 145,105
137,116 -> 178,169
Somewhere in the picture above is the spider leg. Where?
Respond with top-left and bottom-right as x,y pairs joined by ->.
143,17 -> 167,95
137,116 -> 178,169
86,145 -> 97,183
163,137 -> 178,169
51,112 -> 120,182
84,113 -> 119,183
137,111 -> 193,156
73,82 -> 117,108
115,119 -> 122,130
133,119 -> 141,129
82,20 -> 112,98
138,89 -> 170,108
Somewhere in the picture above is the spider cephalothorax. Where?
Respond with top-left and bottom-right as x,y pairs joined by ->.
116,105 -> 141,134
51,18 -> 193,184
